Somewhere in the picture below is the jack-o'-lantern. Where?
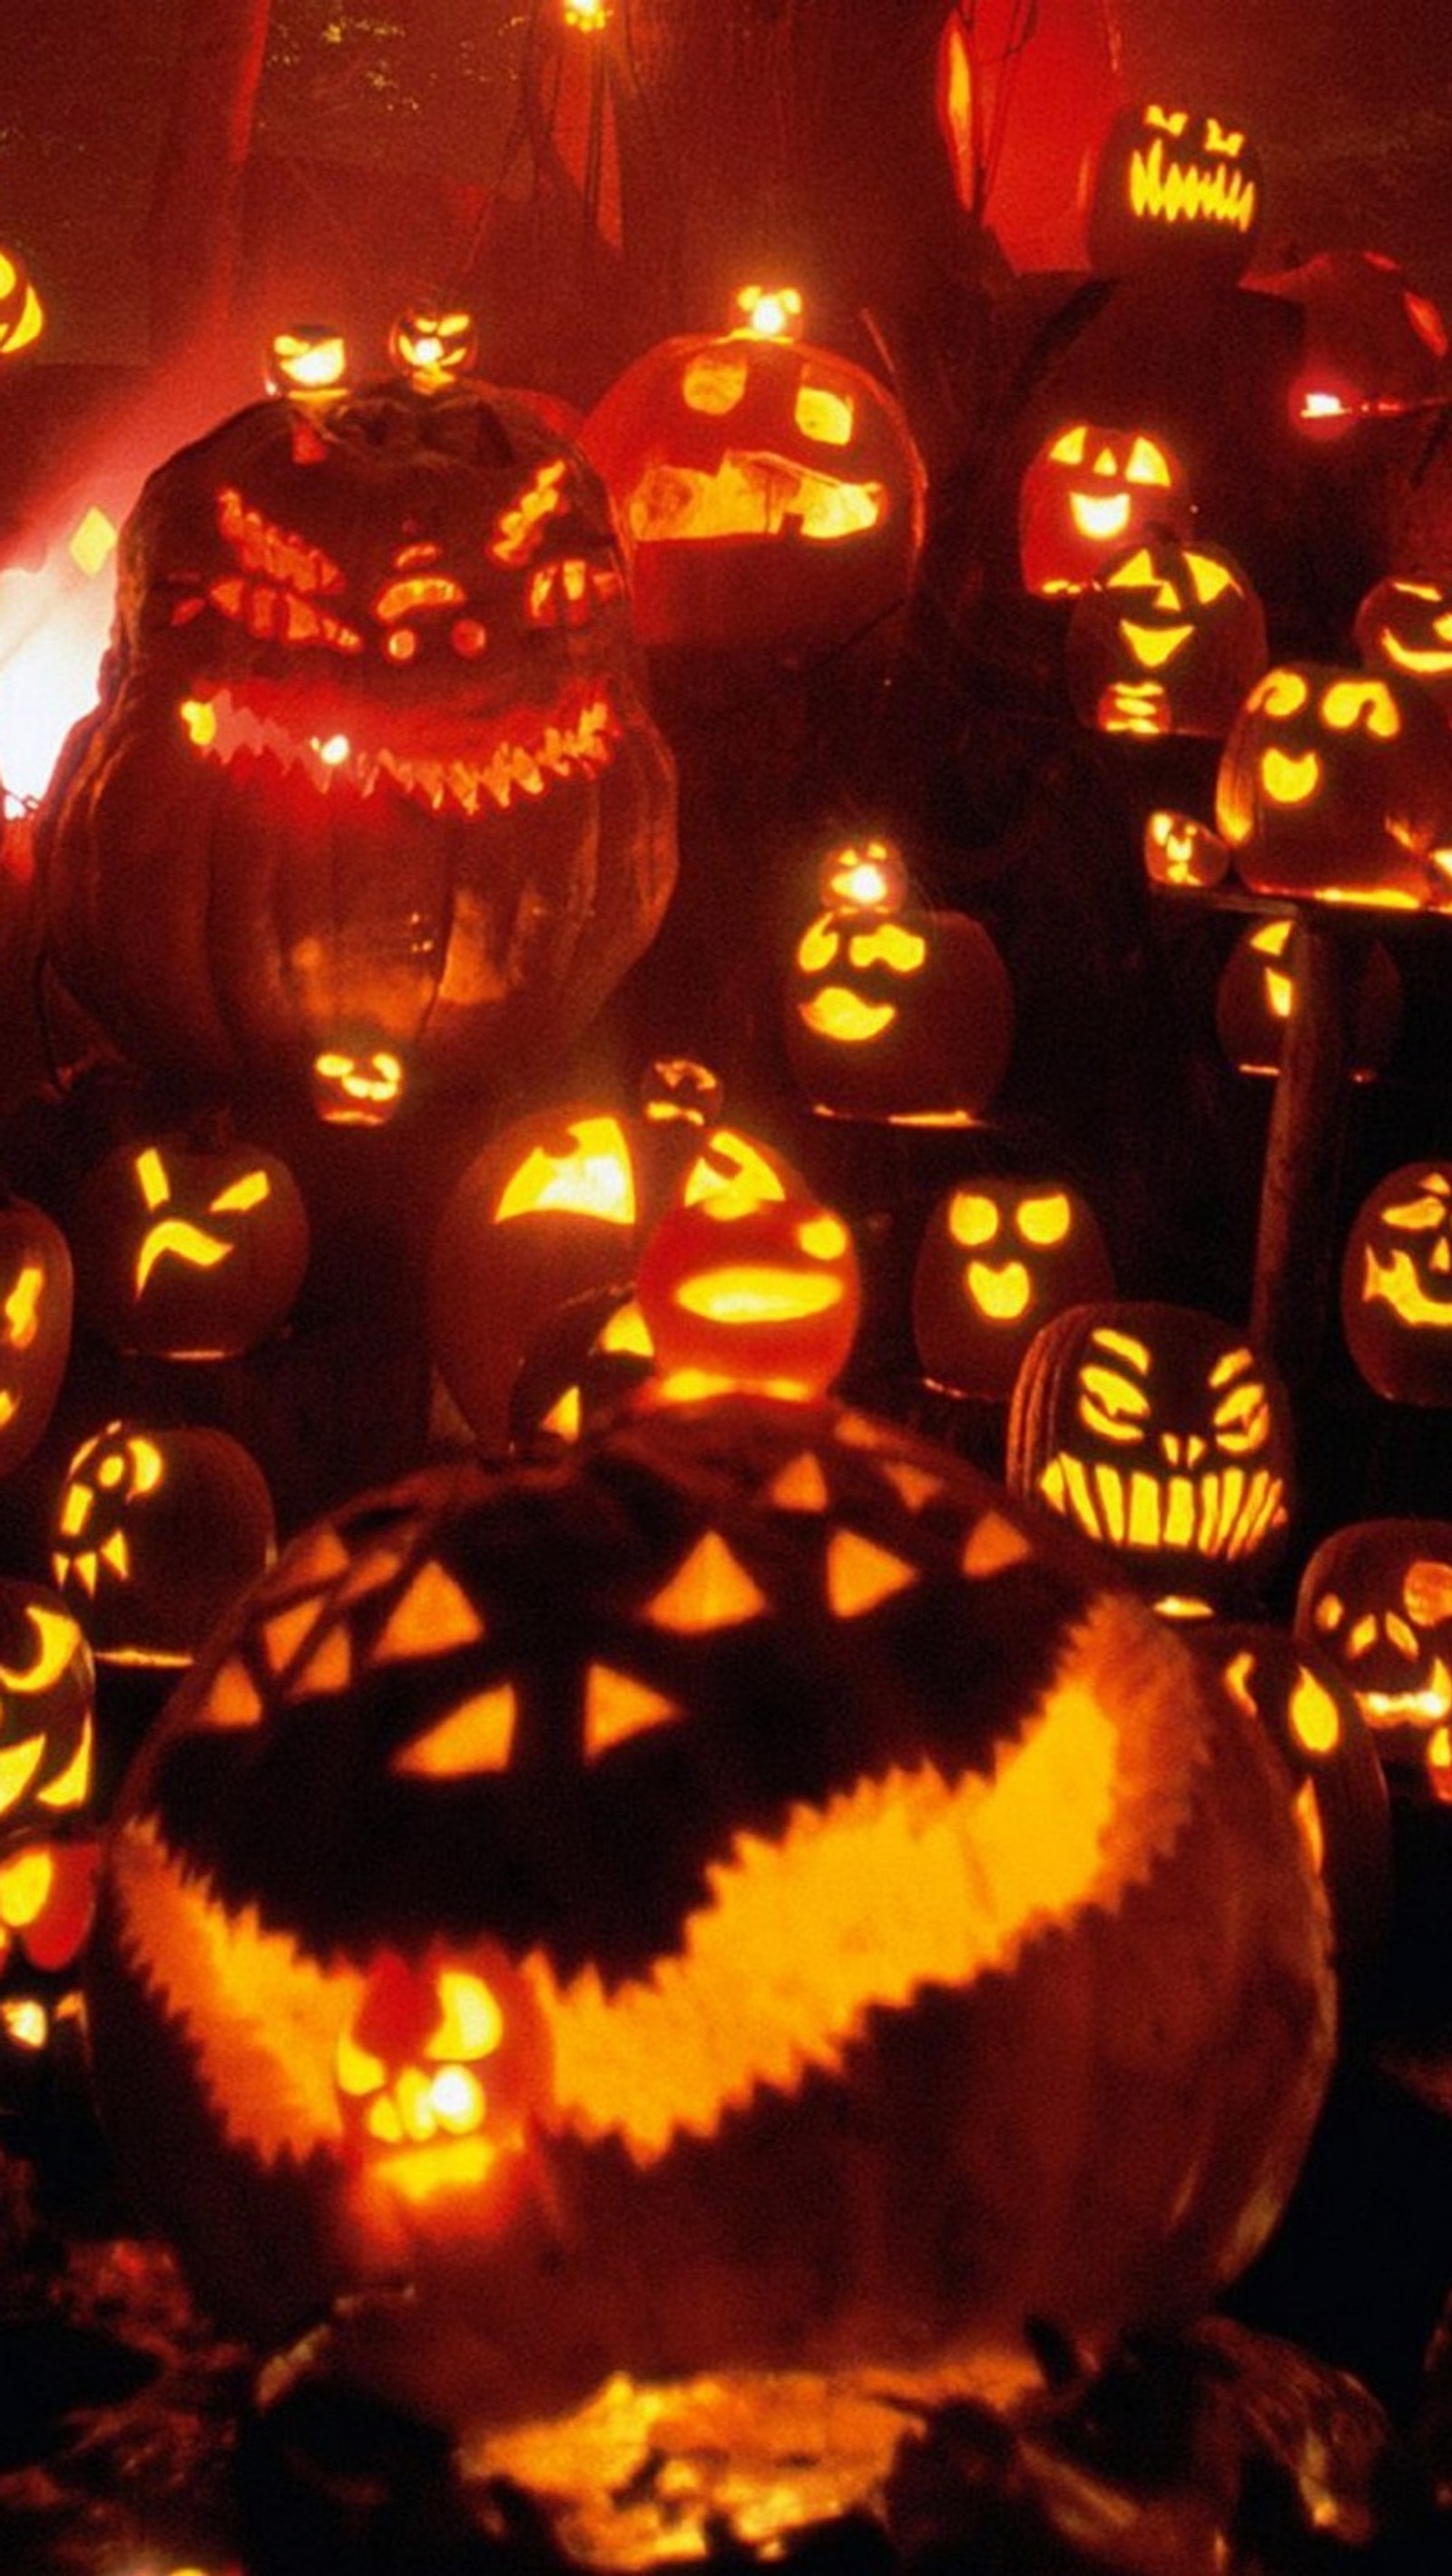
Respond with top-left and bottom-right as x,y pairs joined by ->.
71,1131 -> 309,1361
266,322 -> 349,401
635,1192 -> 862,1402
84,1389 -> 1332,2524
912,1177 -> 1114,1403
1201,1621 -> 1390,2026
1066,532 -> 1266,738
1143,808 -> 1231,890
51,1421 -> 276,1667
1006,1302 -> 1295,1616
577,286 -> 927,665
1018,422 -> 1193,599
1355,575 -> 1452,716
1214,917 -> 1401,1081
1339,1163 -> 1452,1407
0,241 -> 44,359
784,838 -> 1014,1125
0,1584 -> 97,1984
427,1060 -> 802,1452
1215,664 -> 1452,907
1295,1519 -> 1452,1801
1084,102 -> 1264,286
34,375 -> 677,1122
388,302 -> 480,394
0,1194 -> 74,1480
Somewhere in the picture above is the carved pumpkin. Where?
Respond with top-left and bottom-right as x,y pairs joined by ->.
0,241 -> 44,359
1018,421 -> 1193,599
1143,808 -> 1231,890
577,286 -> 927,664
634,1192 -> 862,1402
1215,664 -> 1452,908
71,1131 -> 309,1361
0,1194 -> 74,1480
1295,1519 -> 1452,1801
1006,1302 -> 1295,1617
50,1420 -> 276,1668
266,321 -> 349,401
783,838 -> 1014,1125
1355,574 -> 1452,716
1213,918 -> 1401,1081
1339,1162 -> 1452,1407
1084,101 -> 1264,286
388,301 -> 480,393
34,375 -> 677,1123
0,1584 -> 97,1986
1066,531 -> 1267,740
84,1392 -> 1333,2482
912,1177 -> 1114,1403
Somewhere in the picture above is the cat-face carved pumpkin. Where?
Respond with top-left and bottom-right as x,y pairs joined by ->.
1006,1301 -> 1294,1615
912,1177 -> 1114,1402
1216,664 -> 1452,907
84,1396 -> 1332,2466
1018,422 -> 1193,598
1340,1164 -> 1452,1406
34,378 -> 677,1123
1295,1519 -> 1452,1800
1066,532 -> 1267,739
1084,102 -> 1264,285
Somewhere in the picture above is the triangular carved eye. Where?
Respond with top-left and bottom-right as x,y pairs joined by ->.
584,1666 -> 682,1760
374,1561 -> 486,1662
393,1686 -> 517,1777
825,1530 -> 918,1617
643,1532 -> 768,1632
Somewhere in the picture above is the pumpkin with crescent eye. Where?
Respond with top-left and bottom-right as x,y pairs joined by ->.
83,1389 -> 1333,2504
1355,574 -> 1452,716
0,241 -> 45,359
50,1421 -> 276,1669
912,1177 -> 1114,1404
1066,531 -> 1267,740
1006,1301 -> 1295,1617
1084,102 -> 1265,287
0,1193 -> 74,1480
70,1130 -> 309,1361
0,1583 -> 98,1987
1295,1519 -> 1452,1802
33,374 -> 677,1126
1215,664 -> 1452,908
1018,421 -> 1193,600
1340,1163 -> 1452,1408
1213,917 -> 1401,1082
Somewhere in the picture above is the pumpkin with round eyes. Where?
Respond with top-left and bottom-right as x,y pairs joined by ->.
1294,1519 -> 1452,1801
0,240 -> 45,359
1355,574 -> 1452,715
577,285 -> 927,667
912,1176 -> 1114,1403
1084,101 -> 1265,287
1006,1301 -> 1295,1616
1215,663 -> 1452,907
1017,420 -> 1193,599
33,374 -> 677,1126
70,1130 -> 309,1361
1213,917 -> 1401,1082
1066,531 -> 1267,739
0,1583 -> 98,1986
783,838 -> 1014,1126
0,1194 -> 74,1480
1340,1163 -> 1452,1407
50,1421 -> 276,1669
83,1390 -> 1332,2504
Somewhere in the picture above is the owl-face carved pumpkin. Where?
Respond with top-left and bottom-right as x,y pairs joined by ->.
1084,102 -> 1264,286
72,1133 -> 309,1361
1018,422 -> 1193,598
34,378 -> 677,1123
1340,1164 -> 1452,1407
912,1177 -> 1115,1402
84,1394 -> 1333,2473
1355,575 -> 1452,716
1216,664 -> 1452,907
577,287 -> 927,664
1066,532 -> 1267,739
1295,1519 -> 1452,1800
1006,1302 -> 1295,1615
51,1421 -> 276,1667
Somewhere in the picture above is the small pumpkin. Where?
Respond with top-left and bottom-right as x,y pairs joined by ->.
912,1175 -> 1114,1403
1355,573 -> 1452,715
1066,530 -> 1266,739
1083,101 -> 1264,287
1215,664 -> 1452,908
50,1420 -> 276,1668
1295,1519 -> 1452,1801
634,1191 -> 863,1403
0,1583 -> 98,1985
1340,1164 -> 1452,1408
71,1130 -> 309,1361
0,1193 -> 74,1480
1018,421 -> 1193,598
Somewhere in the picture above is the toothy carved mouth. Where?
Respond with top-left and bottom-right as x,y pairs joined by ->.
1359,1659 -> 1452,1728
179,683 -> 622,819
1038,1456 -> 1286,1561
1130,140 -> 1258,233
1363,1248 -> 1452,1325
628,456 -> 885,546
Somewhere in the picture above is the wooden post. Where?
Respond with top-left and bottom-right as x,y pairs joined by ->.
1250,914 -> 1362,1385
145,1 -> 272,379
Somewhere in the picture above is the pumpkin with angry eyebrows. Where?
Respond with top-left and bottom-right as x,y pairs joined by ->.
33,376 -> 677,1126
84,1391 -> 1334,2456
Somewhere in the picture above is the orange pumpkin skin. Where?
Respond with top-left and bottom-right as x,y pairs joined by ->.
1216,664 -> 1452,907
84,1398 -> 1333,2438
71,1132 -> 309,1361
33,379 -> 676,1122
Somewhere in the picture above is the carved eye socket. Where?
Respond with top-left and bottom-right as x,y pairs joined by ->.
1320,680 -> 1401,739
1381,1191 -> 1452,1234
1186,553 -> 1236,605
682,353 -> 749,416
1144,104 -> 1190,136
1015,1194 -> 1071,1247
947,1193 -> 999,1249
393,1686 -> 517,1778
1248,668 -> 1310,719
794,376 -> 855,447
1203,120 -> 1245,157
1125,438 -> 1171,487
1106,547 -> 1158,589
1048,426 -> 1088,466
1212,1378 -> 1271,1455
1078,1363 -> 1151,1444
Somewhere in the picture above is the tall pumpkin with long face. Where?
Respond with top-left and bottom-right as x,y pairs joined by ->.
33,378 -> 677,1126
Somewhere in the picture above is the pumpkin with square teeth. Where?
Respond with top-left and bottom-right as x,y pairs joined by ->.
1006,1302 -> 1294,1616
1018,421 -> 1193,599
1215,663 -> 1452,907
1066,531 -> 1267,739
83,1391 -> 1332,2483
33,375 -> 676,1125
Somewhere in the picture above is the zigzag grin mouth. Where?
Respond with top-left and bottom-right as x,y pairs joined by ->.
178,682 -> 622,819
1130,140 -> 1257,232
1038,1455 -> 1285,1560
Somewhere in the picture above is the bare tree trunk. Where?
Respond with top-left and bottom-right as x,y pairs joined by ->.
146,0 -> 271,379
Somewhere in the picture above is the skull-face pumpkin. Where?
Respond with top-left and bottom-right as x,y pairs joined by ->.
1295,1519 -> 1452,1800
1215,664 -> 1452,907
84,1392 -> 1332,2498
71,1133 -> 309,1361
912,1177 -> 1114,1403
1355,575 -> 1452,716
1018,421 -> 1193,598
1340,1163 -> 1452,1407
577,287 -> 927,664
51,1421 -> 276,1667
1084,102 -> 1264,286
1066,531 -> 1267,739
1006,1301 -> 1295,1615
34,377 -> 677,1123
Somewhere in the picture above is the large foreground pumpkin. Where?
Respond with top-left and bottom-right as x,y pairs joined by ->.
34,375 -> 677,1123
84,1391 -> 1333,2449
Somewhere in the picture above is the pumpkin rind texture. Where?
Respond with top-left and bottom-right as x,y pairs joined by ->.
33,379 -> 677,1120
84,1394 -> 1334,2438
